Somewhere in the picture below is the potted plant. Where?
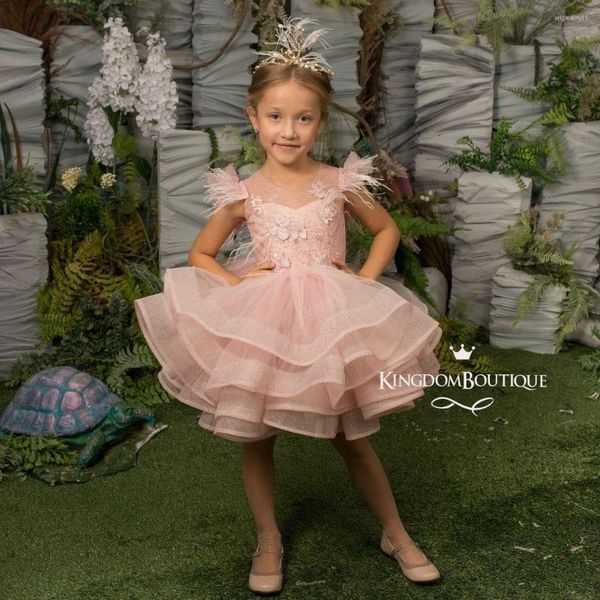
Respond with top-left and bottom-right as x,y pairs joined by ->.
432,1 -> 592,130
492,0 -> 591,131
489,207 -> 600,353
440,117 -> 568,326
503,35 -> 600,284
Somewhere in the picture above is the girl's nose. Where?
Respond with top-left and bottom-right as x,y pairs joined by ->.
282,122 -> 296,138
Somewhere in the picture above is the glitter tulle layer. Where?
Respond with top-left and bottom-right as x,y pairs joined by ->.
134,262 -> 442,442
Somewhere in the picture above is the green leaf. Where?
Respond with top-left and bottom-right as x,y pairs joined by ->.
112,132 -> 137,160
133,155 -> 152,184
0,103 -> 12,178
87,156 -> 102,184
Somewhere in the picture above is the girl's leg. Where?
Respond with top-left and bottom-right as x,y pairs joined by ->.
242,434 -> 283,572
329,431 -> 430,565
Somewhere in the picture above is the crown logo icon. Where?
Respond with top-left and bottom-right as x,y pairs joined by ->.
449,343 -> 475,360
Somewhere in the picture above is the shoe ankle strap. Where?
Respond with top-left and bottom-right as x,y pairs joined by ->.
391,540 -> 420,552
253,547 -> 284,558
257,534 -> 282,544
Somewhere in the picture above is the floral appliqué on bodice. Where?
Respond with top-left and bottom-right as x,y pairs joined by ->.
201,151 -> 382,273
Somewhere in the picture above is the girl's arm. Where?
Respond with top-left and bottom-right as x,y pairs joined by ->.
188,199 -> 246,286
343,190 -> 401,280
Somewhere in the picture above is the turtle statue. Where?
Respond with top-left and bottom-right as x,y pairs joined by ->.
0,366 -> 156,469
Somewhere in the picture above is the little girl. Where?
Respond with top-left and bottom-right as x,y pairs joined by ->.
134,17 -> 443,595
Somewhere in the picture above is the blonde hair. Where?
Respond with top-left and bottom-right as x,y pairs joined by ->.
247,63 -> 333,123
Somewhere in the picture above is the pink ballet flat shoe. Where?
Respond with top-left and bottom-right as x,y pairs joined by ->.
380,531 -> 442,584
248,540 -> 284,595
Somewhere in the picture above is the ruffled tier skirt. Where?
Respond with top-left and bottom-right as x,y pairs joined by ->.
134,260 -> 442,442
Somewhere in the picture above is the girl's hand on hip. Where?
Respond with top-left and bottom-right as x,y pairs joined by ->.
239,261 -> 276,282
331,258 -> 359,275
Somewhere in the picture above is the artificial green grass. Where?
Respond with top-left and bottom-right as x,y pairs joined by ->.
1,342 -> 599,599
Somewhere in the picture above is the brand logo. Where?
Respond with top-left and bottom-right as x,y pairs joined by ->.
449,343 -> 475,360
378,341 -> 547,415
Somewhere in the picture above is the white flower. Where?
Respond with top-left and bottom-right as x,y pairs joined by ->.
272,252 -> 290,268
309,181 -> 327,200
84,103 -> 114,165
268,213 -> 292,240
84,17 -> 141,165
61,166 -> 81,192
83,20 -> 178,163
250,196 -> 264,215
268,223 -> 289,240
311,248 -> 328,263
89,17 -> 140,114
135,31 -> 178,140
320,199 -> 336,224
100,172 -> 117,189
290,228 -> 308,241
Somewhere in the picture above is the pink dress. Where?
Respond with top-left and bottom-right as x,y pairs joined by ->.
134,151 -> 442,442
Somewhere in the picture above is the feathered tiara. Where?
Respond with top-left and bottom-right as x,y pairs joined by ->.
253,17 -> 334,80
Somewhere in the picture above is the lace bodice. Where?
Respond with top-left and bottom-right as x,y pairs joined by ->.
201,151 -> 382,273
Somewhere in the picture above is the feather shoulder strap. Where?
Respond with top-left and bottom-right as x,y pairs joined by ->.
199,164 -> 249,219
337,151 -> 388,209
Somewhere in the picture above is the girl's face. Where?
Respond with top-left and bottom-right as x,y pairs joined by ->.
247,79 -> 323,168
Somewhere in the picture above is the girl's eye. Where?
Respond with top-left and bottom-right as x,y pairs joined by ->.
267,114 -> 312,122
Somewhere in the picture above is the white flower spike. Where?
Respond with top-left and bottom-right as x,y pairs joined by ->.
135,31 -> 179,140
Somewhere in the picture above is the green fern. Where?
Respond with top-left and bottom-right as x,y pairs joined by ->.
118,373 -> 172,410
312,0 -> 370,8
389,213 -> 454,239
36,232 -> 104,342
0,433 -> 79,481
431,0 -> 531,61
346,208 -> 453,310
514,273 -> 554,323
503,209 -> 576,279
106,343 -> 171,410
47,0 -> 143,29
434,301 -> 496,375
434,1 -> 592,59
499,0 -> 592,45
444,118 -> 569,188
504,36 -> 600,124
500,84 -> 539,101
107,343 -> 164,395
395,246 -> 437,310
122,261 -> 163,296
502,207 -> 600,348
122,159 -> 139,184
557,278 -> 598,345
539,103 -> 575,126
115,217 -> 148,258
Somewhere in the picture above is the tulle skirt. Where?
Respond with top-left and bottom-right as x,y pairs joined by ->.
134,259 -> 443,442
